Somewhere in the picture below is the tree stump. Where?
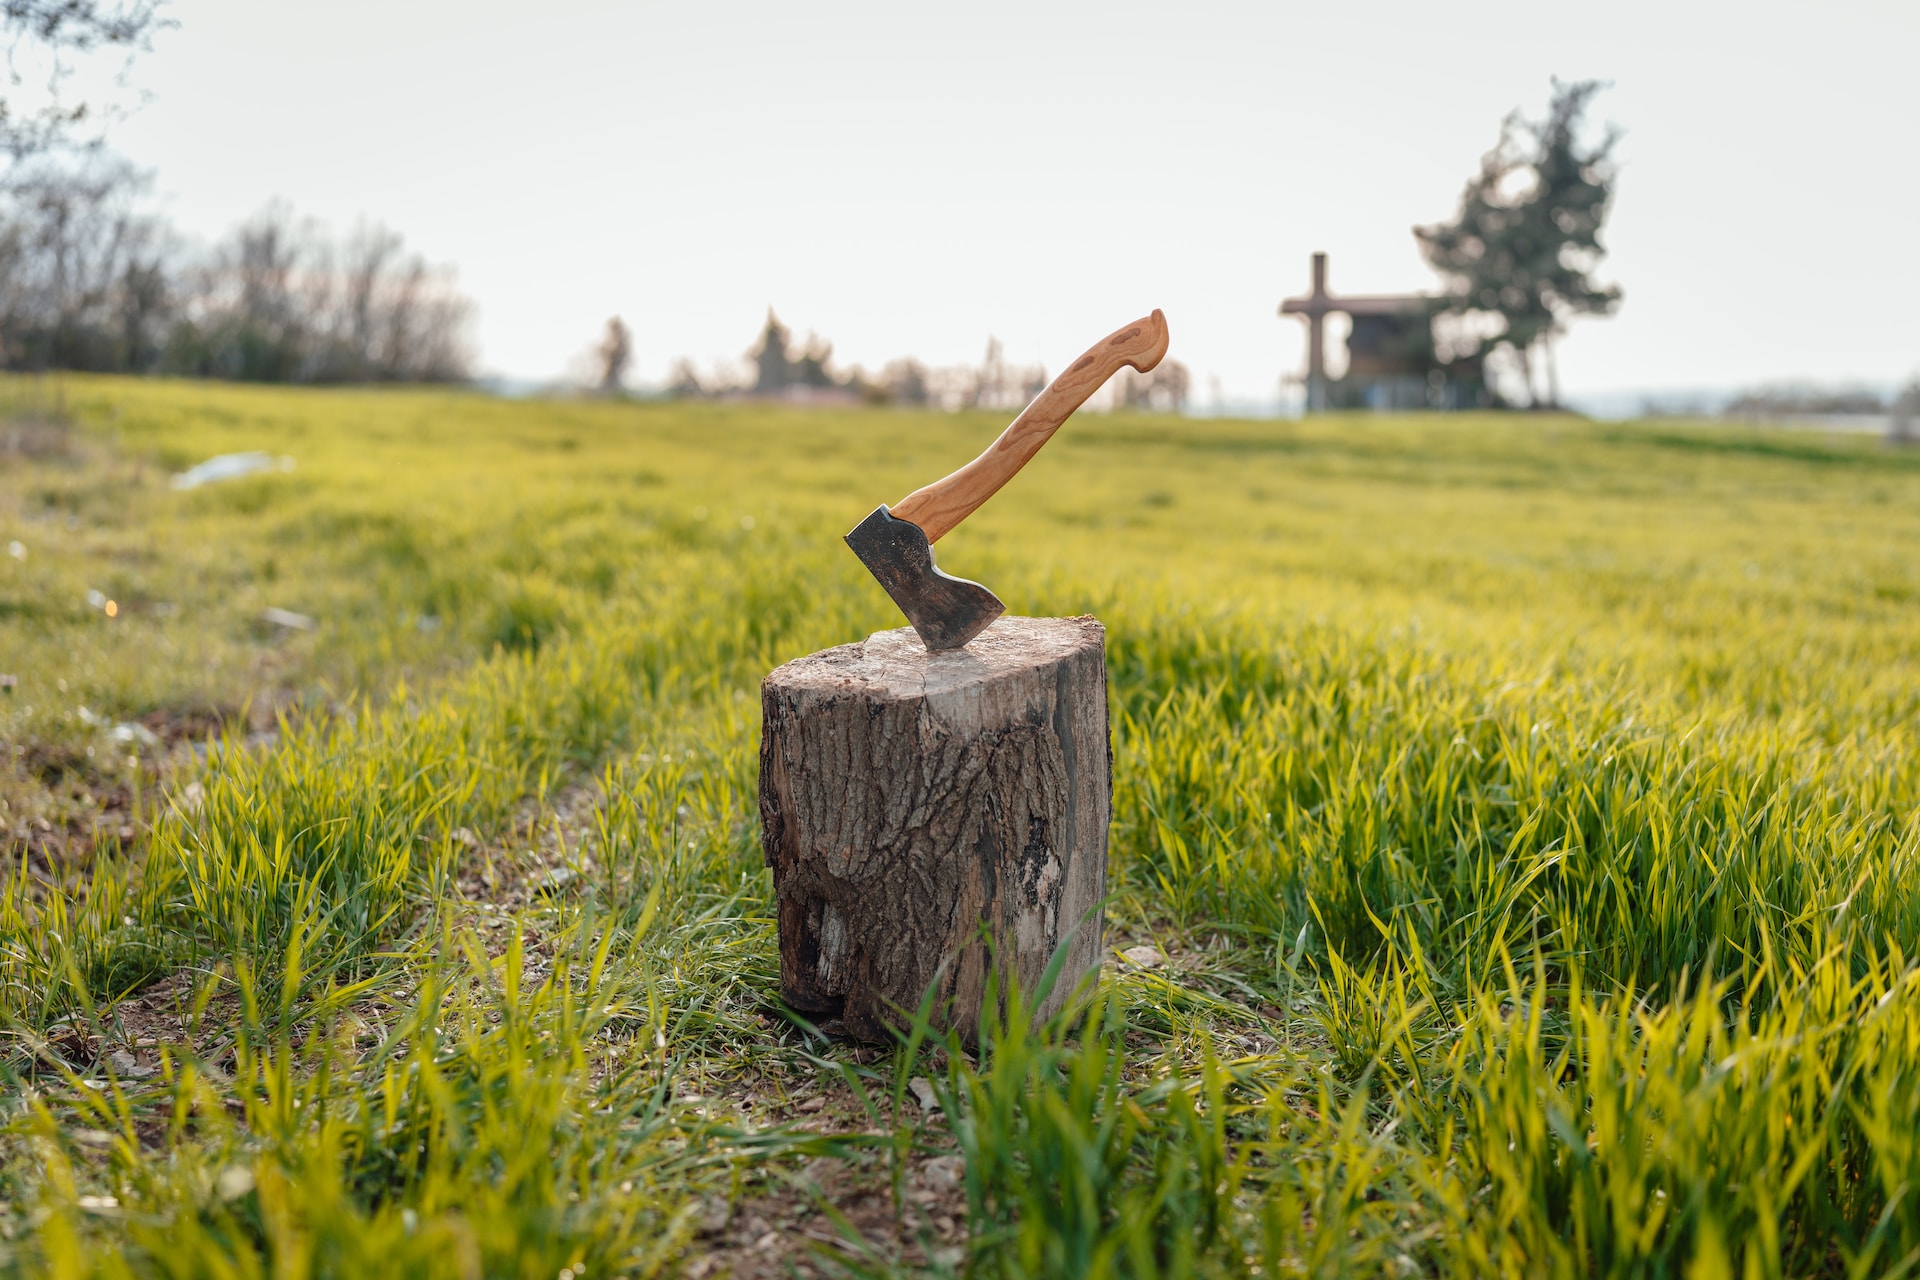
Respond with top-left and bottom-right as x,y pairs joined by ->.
759,615 -> 1109,1042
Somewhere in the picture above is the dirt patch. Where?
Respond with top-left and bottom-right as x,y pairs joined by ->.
139,703 -> 249,749
683,1145 -> 968,1278
2,699 -> 282,878
671,1069 -> 967,1279
453,779 -> 604,915
3,758 -> 138,878
0,417 -> 76,461
21,972 -> 223,1077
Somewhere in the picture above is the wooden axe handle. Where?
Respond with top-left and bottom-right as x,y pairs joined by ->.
889,309 -> 1169,543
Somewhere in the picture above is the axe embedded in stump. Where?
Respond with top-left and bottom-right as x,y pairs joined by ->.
764,311 -> 1166,1042
846,309 -> 1170,650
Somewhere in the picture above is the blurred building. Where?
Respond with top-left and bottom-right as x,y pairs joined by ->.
1280,253 -> 1490,412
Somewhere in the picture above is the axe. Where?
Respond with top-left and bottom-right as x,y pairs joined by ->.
845,309 -> 1170,650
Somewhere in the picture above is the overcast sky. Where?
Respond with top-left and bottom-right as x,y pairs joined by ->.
94,0 -> 1920,403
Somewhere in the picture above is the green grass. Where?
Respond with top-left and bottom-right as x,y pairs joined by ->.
4,372 -> 1920,1276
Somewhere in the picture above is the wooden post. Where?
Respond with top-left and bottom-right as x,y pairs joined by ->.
759,616 -> 1109,1042
1279,251 -> 1335,412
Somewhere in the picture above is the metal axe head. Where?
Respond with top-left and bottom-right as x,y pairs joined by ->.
844,506 -> 1004,651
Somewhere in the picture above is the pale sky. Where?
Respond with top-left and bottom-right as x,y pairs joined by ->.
90,0 -> 1920,403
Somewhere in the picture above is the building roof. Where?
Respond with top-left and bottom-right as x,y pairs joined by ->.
1280,292 -> 1436,317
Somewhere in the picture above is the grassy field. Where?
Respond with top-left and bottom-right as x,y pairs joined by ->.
4,373 -> 1920,1278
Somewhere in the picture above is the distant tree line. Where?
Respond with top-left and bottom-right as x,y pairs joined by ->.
1725,381 -> 1920,447
0,158 -> 474,382
0,3 -> 469,384
658,310 -> 1190,411
1725,387 -> 1893,418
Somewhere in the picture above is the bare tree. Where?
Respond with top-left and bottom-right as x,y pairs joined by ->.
595,316 -> 632,392
1115,359 -> 1191,412
2,1 -> 169,160
972,336 -> 1008,408
666,357 -> 705,398
166,205 -> 473,383
0,5 -> 481,387
0,154 -> 168,370
959,337 -> 1047,411
329,223 -> 399,378
0,170 -> 472,382
1892,380 -> 1919,447
881,357 -> 928,406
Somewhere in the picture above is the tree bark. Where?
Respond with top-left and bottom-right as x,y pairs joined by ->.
759,616 -> 1109,1042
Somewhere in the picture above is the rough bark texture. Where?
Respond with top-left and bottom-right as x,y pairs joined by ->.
760,615 -> 1109,1042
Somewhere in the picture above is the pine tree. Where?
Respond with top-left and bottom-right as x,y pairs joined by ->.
750,310 -> 793,394
1416,80 -> 1622,406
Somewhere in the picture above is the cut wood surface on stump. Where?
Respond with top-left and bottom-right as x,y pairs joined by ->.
759,615 -> 1110,1042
